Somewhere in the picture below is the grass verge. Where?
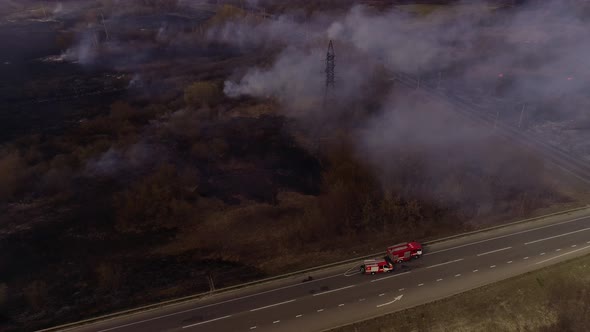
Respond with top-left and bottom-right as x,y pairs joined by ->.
328,253 -> 590,332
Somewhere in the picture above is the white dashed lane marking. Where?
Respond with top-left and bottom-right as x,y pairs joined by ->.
418,283 -> 424,287
250,299 -> 296,312
359,298 -> 365,302
524,227 -> 590,245
425,258 -> 464,269
507,261 -> 513,264
523,257 -> 529,260
572,245 -> 577,248
556,249 -> 561,252
313,285 -> 355,296
423,216 -> 589,256
490,265 -> 496,268
371,271 -> 411,282
295,314 -> 303,318
398,288 -> 405,292
379,293 -> 385,297
455,274 -> 461,277
473,269 -> 478,272
540,252 -> 545,255
436,278 -> 443,282
317,309 -> 324,312
536,244 -> 590,265
273,320 -> 280,324
181,315 -> 232,329
476,246 -> 512,257
249,327 -> 257,330
338,304 -> 344,307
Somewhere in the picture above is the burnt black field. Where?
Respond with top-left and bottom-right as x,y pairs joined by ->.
0,8 -> 229,143
0,20 -> 125,143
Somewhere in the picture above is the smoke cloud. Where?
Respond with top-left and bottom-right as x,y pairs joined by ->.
211,0 -> 590,204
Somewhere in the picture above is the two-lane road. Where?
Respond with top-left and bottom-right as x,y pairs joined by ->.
62,208 -> 590,332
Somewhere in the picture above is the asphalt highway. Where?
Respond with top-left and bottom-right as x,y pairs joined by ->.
64,207 -> 590,332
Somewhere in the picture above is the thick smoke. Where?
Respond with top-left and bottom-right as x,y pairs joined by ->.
213,0 -> 590,200
217,1 -> 590,122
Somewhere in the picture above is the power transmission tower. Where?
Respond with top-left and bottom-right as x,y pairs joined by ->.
323,40 -> 335,110
100,12 -> 109,41
313,40 -> 336,158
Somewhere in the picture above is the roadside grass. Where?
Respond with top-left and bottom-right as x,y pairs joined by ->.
328,253 -> 590,332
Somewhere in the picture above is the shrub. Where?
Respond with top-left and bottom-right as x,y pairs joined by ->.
0,151 -> 27,200
184,81 -> 222,108
115,164 -> 195,233
24,280 -> 48,311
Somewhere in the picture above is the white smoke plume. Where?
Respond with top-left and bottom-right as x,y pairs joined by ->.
212,0 -> 590,196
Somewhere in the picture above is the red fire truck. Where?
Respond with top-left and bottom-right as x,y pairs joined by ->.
386,241 -> 423,264
360,259 -> 394,274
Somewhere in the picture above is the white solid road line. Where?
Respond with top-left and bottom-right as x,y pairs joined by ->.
425,216 -> 590,256
476,246 -> 512,256
524,227 -> 590,245
425,258 -> 464,269
313,285 -> 355,296
250,299 -> 296,312
99,273 -> 341,331
535,244 -> 590,265
181,315 -> 232,328
370,271 -> 412,282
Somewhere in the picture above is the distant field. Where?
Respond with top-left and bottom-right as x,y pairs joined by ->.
329,253 -> 590,332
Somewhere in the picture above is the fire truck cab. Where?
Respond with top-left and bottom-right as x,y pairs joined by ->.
360,259 -> 394,275
386,241 -> 423,264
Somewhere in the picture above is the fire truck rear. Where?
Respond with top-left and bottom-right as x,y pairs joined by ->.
386,241 -> 423,264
